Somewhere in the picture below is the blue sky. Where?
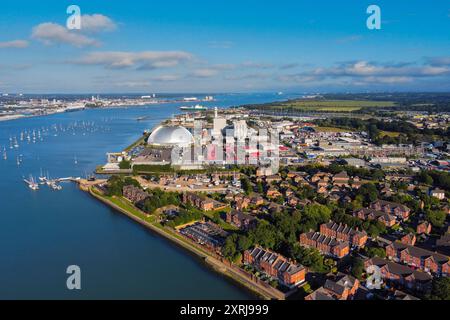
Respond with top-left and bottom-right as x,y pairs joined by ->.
0,0 -> 449,93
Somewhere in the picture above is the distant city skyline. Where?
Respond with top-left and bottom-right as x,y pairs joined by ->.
0,0 -> 449,93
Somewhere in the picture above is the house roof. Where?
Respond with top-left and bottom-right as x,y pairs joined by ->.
367,257 -> 432,282
390,242 -> 449,265
307,287 -> 337,300
373,200 -> 410,212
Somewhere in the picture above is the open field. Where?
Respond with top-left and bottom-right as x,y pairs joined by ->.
380,131 -> 401,138
316,126 -> 355,133
247,99 -> 396,112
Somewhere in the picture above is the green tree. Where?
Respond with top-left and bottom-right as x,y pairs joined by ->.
302,203 -> 332,229
365,247 -> 386,258
428,277 -> 450,300
240,177 -> 253,195
351,257 -> 364,280
290,244 -> 329,273
249,220 -> 277,249
119,159 -> 131,169
417,171 -> 433,186
256,181 -> 264,194
356,183 -> 379,205
426,210 -> 446,228
222,235 -> 238,260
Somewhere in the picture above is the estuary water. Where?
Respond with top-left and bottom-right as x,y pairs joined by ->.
0,93 -> 298,299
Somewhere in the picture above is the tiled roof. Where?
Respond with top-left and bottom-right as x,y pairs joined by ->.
391,242 -> 449,265
373,200 -> 410,212
324,221 -> 367,237
368,257 -> 432,282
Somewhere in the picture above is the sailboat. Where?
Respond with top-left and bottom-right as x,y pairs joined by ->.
39,168 -> 46,182
24,175 -> 39,191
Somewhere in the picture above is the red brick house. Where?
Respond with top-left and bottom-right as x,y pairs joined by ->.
386,242 -> 450,276
311,172 -> 330,183
299,232 -> 350,258
265,175 -> 282,184
416,221 -> 432,235
234,197 -> 251,211
244,247 -> 306,287
353,208 -> 397,227
287,196 -> 300,207
370,200 -> 411,221
332,171 -> 349,187
250,195 -> 265,206
305,273 -> 360,300
320,222 -> 368,248
183,192 -> 228,211
401,234 -> 417,246
365,257 -> 432,293
266,188 -> 282,199
226,211 -> 257,230
122,185 -> 149,204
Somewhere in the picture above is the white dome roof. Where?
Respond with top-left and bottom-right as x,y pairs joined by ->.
147,125 -> 193,147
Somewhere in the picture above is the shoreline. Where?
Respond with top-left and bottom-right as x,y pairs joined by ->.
85,185 -> 286,300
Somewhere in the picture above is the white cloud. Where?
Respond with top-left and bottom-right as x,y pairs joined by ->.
189,68 -> 219,78
81,14 -> 117,33
32,23 -> 99,47
225,73 -> 270,81
0,40 -> 29,48
312,60 -> 450,78
112,81 -> 151,88
151,74 -> 182,81
73,51 -> 193,69
240,61 -> 274,69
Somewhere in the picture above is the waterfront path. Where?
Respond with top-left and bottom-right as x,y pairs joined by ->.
87,186 -> 286,300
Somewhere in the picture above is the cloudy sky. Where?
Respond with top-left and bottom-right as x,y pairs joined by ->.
0,0 -> 449,93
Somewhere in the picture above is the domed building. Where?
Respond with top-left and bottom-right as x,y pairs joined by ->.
147,125 -> 194,148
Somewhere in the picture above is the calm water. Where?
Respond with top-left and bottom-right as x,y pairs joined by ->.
0,93 -> 298,299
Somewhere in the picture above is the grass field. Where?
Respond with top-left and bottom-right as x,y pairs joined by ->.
316,126 -> 355,133
252,99 -> 396,112
380,131 -> 401,137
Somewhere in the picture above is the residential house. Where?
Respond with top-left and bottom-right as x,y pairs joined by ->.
400,234 -> 417,246
429,188 -> 446,200
267,188 -> 282,199
320,222 -> 368,248
332,171 -> 350,187
299,232 -> 350,258
183,192 -> 227,211
365,257 -> 432,293
353,208 -> 397,227
305,273 -> 360,300
370,200 -> 411,221
386,241 -> 450,276
265,175 -> 282,184
226,211 -> 257,230
243,247 -> 306,287
416,221 -> 432,235
250,195 -> 265,206
123,185 -> 149,204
